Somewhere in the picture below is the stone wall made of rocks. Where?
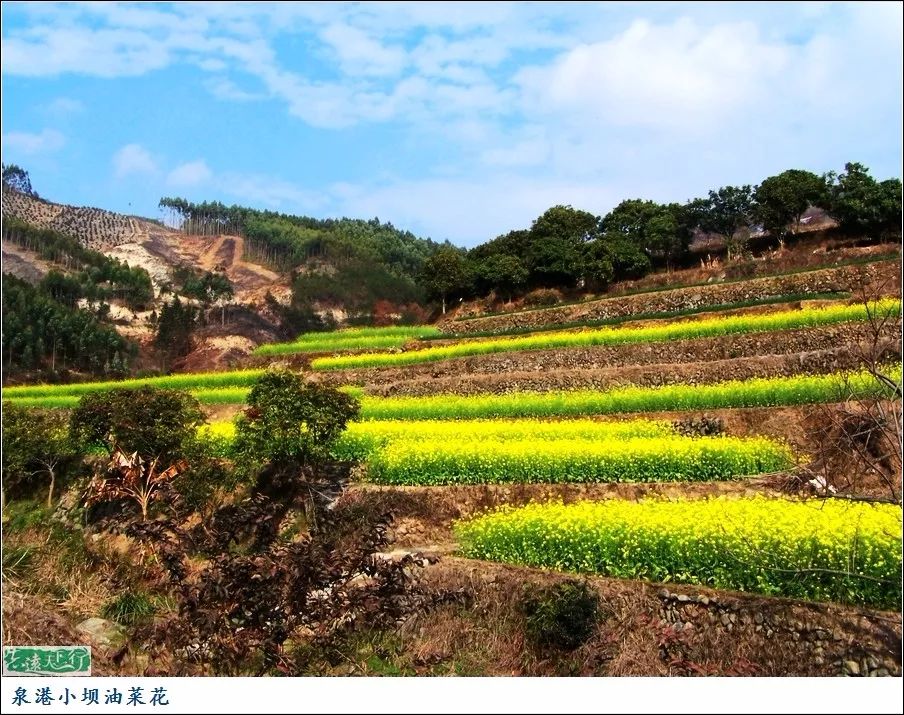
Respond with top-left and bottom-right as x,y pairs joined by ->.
444,260 -> 901,335
313,321 -> 899,392
358,341 -> 900,398
655,587 -> 900,677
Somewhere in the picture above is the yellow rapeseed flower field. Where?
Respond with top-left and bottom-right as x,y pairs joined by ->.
456,496 -> 902,608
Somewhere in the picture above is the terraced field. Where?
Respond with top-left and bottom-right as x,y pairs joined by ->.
200,418 -> 797,485
252,325 -> 442,357
310,300 -> 900,370
4,257 -> 902,666
456,497 -> 902,608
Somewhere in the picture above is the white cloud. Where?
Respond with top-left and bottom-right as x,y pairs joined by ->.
1,128 -> 65,154
480,128 -> 551,168
319,22 -> 407,77
2,27 -> 173,77
517,18 -> 791,133
112,143 -> 158,178
219,173 -> 328,212
205,76 -> 265,102
198,58 -> 228,72
2,2 -> 901,246
46,97 -> 85,114
167,160 -> 213,188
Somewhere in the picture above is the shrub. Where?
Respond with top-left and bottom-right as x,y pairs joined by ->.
232,368 -> 360,482
522,288 -> 563,307
70,387 -> 204,462
129,493 -> 431,675
2,403 -> 81,505
521,580 -> 600,652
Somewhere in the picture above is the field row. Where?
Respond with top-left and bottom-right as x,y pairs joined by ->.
447,258 -> 901,334
253,325 -> 441,356
426,291 -> 852,340
5,301 -> 896,400
6,367 -> 899,415
356,367 -> 899,420
200,417 -> 677,457
2,368 -> 268,399
3,375 -> 363,401
310,300 -> 900,371
199,419 -> 791,484
363,436 -> 795,485
451,254 -> 900,325
455,497 -> 902,609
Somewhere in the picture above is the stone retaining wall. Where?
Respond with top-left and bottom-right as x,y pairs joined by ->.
444,260 -> 901,335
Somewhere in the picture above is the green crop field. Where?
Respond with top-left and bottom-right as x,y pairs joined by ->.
365,435 -> 795,485
311,299 -> 901,370
356,366 -> 901,420
253,325 -> 442,356
197,419 -> 793,485
3,384 -> 363,409
1,369 -> 267,399
423,291 -> 853,340
201,417 -> 676,458
5,366 -> 898,413
456,497 -> 903,608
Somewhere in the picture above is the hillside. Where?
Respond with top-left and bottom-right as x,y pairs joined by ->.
1,184 -> 450,379
1,187 -> 294,377
4,244 -> 901,676
2,165 -> 901,679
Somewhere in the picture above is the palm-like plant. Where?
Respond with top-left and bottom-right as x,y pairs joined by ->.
84,450 -> 187,520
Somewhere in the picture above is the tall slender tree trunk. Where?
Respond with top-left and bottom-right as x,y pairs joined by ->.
46,467 -> 55,508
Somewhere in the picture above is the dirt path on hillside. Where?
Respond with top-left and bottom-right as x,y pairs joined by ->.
177,233 -> 283,302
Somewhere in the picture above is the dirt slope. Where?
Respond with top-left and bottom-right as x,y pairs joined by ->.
1,188 -> 292,370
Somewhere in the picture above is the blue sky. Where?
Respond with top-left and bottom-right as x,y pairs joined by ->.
2,1 -> 901,247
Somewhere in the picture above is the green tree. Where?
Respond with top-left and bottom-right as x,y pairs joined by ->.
40,270 -> 83,308
581,240 -> 615,291
206,272 -> 235,325
824,162 -> 903,240
2,403 -> 80,507
530,205 -> 600,245
754,169 -> 828,245
178,269 -> 235,325
526,205 -> 600,288
700,186 -> 754,259
599,198 -> 693,275
2,163 -> 38,197
155,297 -> 197,368
421,247 -> 469,314
232,368 -> 359,480
644,209 -> 681,269
2,274 -> 135,376
70,387 -> 204,464
601,199 -> 661,243
474,254 -> 529,303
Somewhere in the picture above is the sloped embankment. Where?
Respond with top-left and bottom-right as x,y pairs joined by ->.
444,260 -> 901,335
313,321 -> 899,395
